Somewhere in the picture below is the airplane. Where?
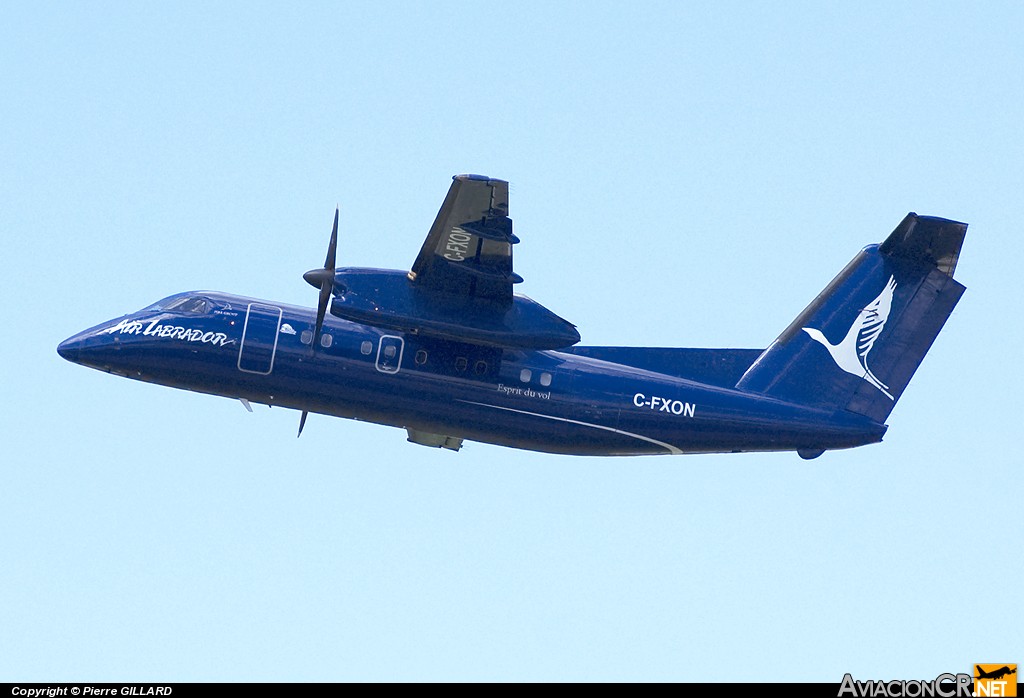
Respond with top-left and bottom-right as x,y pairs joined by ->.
57,174 -> 968,458
976,666 -> 1017,681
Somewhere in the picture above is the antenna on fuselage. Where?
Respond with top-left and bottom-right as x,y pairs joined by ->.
297,206 -> 340,437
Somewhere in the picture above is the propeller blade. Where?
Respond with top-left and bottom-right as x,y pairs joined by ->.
312,281 -> 331,349
298,410 -> 308,437
308,207 -> 340,352
325,206 -> 338,271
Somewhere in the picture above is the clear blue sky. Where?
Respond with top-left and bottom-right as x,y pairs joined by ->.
2,1 -> 1020,681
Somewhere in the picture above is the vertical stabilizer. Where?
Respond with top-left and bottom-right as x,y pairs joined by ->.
735,214 -> 967,423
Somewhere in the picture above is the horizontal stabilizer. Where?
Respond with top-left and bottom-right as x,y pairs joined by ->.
879,213 -> 967,277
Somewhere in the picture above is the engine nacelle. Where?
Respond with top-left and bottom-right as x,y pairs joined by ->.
328,268 -> 581,350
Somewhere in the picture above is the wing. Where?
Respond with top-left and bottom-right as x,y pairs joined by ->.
857,275 -> 897,358
408,174 -> 522,303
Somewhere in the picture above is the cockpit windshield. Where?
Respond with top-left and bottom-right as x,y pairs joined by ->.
143,295 -> 212,314
164,296 -> 210,314
143,295 -> 177,312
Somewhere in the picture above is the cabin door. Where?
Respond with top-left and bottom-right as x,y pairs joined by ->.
237,303 -> 283,375
375,335 -> 404,374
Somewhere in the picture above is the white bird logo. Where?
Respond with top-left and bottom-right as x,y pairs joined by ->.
802,275 -> 897,400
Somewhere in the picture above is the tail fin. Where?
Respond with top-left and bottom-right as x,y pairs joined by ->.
736,213 -> 967,423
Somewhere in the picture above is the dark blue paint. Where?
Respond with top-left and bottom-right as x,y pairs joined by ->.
56,294 -> 886,456
57,180 -> 967,458
328,267 -> 578,349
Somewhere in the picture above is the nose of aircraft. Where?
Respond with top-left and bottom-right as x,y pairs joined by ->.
57,320 -> 126,367
57,333 -> 86,363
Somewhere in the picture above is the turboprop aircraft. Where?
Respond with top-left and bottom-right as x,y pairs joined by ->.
57,175 -> 967,458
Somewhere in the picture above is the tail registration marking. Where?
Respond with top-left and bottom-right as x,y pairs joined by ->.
633,393 -> 696,418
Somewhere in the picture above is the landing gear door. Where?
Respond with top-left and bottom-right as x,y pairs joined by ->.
238,303 -> 283,375
375,335 -> 404,374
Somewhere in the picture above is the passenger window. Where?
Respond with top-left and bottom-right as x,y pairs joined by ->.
540,372 -> 552,387
520,368 -> 532,383
415,350 -> 428,365
300,330 -> 313,345
474,361 -> 487,375
455,357 -> 468,372
360,340 -> 373,355
320,334 -> 333,348
384,345 -> 396,359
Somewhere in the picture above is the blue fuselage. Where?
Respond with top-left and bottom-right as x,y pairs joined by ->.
58,291 -> 886,456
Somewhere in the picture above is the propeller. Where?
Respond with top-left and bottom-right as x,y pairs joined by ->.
297,206 -> 339,437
